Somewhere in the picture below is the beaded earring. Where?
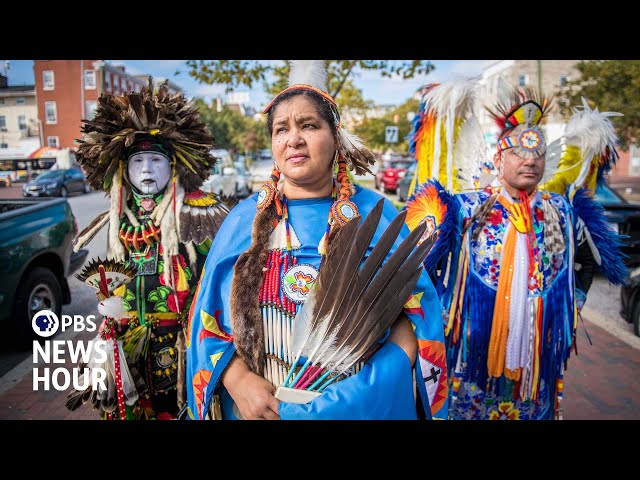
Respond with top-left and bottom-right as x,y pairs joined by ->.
256,162 -> 282,216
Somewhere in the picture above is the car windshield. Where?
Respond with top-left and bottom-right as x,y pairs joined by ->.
35,170 -> 64,180
595,183 -> 626,204
390,160 -> 413,170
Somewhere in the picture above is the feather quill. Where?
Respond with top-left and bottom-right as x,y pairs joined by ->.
286,201 -> 434,390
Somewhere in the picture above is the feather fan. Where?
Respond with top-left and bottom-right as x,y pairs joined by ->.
279,199 -> 434,400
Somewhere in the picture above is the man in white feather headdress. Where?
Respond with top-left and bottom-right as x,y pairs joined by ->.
404,78 -> 627,419
66,79 -> 229,420
186,60 -> 450,420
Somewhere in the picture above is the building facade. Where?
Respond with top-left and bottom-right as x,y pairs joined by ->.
34,61 -> 181,150
0,74 -> 40,156
477,60 -> 581,148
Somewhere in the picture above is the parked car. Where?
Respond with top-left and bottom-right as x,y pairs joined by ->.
201,149 -> 238,197
0,197 -> 88,347
234,156 -> 253,198
619,265 -> 640,337
594,182 -> 640,267
397,162 -> 417,202
22,168 -> 90,198
374,156 -> 413,193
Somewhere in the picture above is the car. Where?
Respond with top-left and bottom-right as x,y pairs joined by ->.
0,197 -> 88,347
619,265 -> 640,337
233,155 -> 254,198
258,148 -> 273,162
22,168 -> 90,197
374,156 -> 413,193
594,182 -> 640,267
201,149 -> 238,197
397,162 -> 416,202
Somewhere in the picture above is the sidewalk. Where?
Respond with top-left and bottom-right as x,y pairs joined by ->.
0,317 -> 638,420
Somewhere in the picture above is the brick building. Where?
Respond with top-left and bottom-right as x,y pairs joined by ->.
33,61 -> 180,150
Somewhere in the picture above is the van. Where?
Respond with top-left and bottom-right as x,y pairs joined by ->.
201,149 -> 238,197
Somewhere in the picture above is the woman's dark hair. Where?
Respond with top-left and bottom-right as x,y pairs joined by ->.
266,89 -> 338,137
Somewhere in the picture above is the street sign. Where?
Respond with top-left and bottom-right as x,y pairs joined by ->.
385,126 -> 399,144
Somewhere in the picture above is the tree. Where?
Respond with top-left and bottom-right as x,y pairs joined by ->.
354,98 -> 420,153
559,60 -> 640,149
186,60 -> 434,101
193,98 -> 269,154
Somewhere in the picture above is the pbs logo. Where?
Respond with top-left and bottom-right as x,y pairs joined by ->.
32,310 -> 59,338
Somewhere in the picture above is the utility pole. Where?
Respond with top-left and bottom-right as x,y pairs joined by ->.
537,60 -> 542,92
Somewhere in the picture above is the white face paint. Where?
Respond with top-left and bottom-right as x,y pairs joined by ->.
127,152 -> 172,194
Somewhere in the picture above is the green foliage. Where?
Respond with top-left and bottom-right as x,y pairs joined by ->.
354,98 -> 420,152
559,60 -> 640,149
193,98 -> 270,153
187,60 -> 434,101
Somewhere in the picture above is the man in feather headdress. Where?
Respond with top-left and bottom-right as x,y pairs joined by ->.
68,79 -> 229,420
404,79 -> 627,419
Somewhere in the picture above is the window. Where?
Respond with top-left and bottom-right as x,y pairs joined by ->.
105,72 -> 111,91
85,100 -> 98,120
0,115 -> 6,131
45,101 -> 57,124
16,97 -> 25,105
631,145 -> 640,176
518,74 -> 528,87
47,136 -> 59,148
18,115 -> 26,130
560,75 -> 569,87
0,98 -> 4,105
84,70 -> 96,89
43,70 -> 55,90
0,142 -> 7,149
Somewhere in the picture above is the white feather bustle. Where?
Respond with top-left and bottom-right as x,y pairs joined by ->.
98,296 -> 127,320
107,170 -> 127,263
288,60 -> 328,91
159,179 -> 184,286
185,242 -> 198,277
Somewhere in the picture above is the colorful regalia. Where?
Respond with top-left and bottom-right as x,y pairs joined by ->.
65,79 -> 229,419
186,60 -> 449,420
405,78 -> 627,419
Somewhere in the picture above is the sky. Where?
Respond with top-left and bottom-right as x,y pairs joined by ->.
1,60 -> 494,110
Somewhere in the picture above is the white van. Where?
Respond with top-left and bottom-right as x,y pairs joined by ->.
201,149 -> 238,197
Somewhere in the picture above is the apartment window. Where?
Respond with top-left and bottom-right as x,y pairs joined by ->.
0,142 -> 7,149
0,115 -> 6,131
16,97 -> 25,105
560,75 -> 569,87
47,136 -> 59,148
43,70 -> 55,90
18,115 -> 26,130
45,101 -> 57,124
105,72 -> 111,91
631,145 -> 640,176
85,100 -> 98,120
0,98 -> 4,105
84,70 -> 96,90
518,74 -> 528,87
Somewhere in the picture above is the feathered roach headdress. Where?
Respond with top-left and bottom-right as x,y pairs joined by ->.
263,60 -> 376,176
487,78 -> 553,159
74,78 -> 219,265
76,77 -> 214,193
